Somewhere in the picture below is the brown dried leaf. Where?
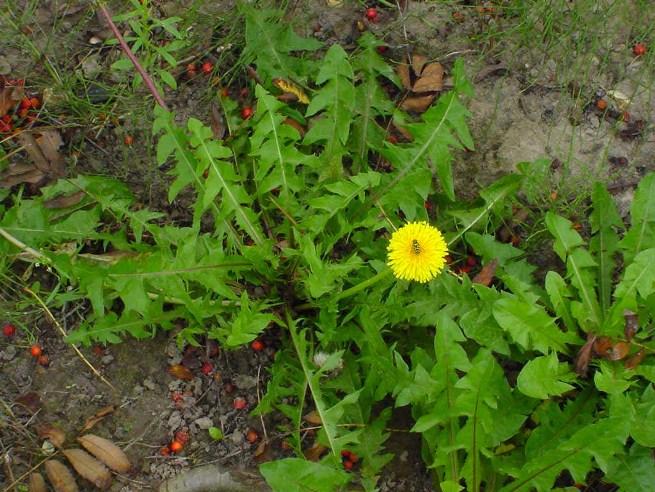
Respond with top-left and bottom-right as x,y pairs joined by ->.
593,336 -> 613,357
17,130 -> 66,178
29,472 -> 48,492
396,64 -> 412,90
63,449 -> 112,490
411,54 -> 428,77
575,334 -> 596,377
0,85 -> 23,117
15,391 -> 42,413
607,341 -> 631,361
400,94 -> 435,113
303,410 -> 322,425
44,460 -> 79,492
77,433 -> 131,473
472,258 -> 498,286
625,349 -> 646,369
624,310 -> 639,341
44,191 -> 85,209
210,103 -> 226,140
0,164 -> 45,188
38,424 -> 67,448
168,364 -> 194,381
304,443 -> 328,462
412,63 -> 443,93
282,117 -> 306,137
253,439 -> 274,463
81,405 -> 116,432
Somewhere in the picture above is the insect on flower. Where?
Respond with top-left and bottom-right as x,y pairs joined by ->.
387,222 -> 448,283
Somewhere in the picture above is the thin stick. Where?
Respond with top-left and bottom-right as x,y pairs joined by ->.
0,227 -> 48,262
97,3 -> 169,110
23,287 -> 117,392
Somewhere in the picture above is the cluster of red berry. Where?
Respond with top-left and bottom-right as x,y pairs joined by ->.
3,323 -> 49,366
0,96 -> 41,134
186,60 -> 214,78
160,429 -> 190,456
340,449 -> 360,471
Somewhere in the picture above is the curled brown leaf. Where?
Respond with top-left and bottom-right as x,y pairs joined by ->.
77,433 -> 131,473
44,460 -> 79,492
63,448 -> 112,490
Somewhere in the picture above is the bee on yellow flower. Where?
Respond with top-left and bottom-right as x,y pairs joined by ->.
387,222 -> 448,283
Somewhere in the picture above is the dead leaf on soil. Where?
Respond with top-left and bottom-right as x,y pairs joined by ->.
44,191 -> 85,209
168,363 -> 194,381
77,434 -> 131,473
575,334 -> 596,377
29,472 -> 48,492
472,258 -> 498,286
38,424 -> 67,448
396,63 -> 412,91
15,130 -> 66,182
253,439 -> 274,463
303,410 -> 322,425
44,460 -> 79,492
412,62 -> 444,93
15,391 -> 42,413
63,448 -> 112,490
0,84 -> 23,117
0,163 -> 46,188
304,442 -> 328,462
80,405 -> 116,432
411,54 -> 428,77
400,94 -> 435,112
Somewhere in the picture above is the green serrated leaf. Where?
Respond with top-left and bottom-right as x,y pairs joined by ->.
517,352 -> 575,399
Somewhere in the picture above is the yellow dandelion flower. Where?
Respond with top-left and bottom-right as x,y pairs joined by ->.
387,221 -> 448,283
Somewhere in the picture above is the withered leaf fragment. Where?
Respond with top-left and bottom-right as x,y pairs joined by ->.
77,433 -> 132,473
63,448 -> 112,490
472,258 -> 498,286
81,405 -> 116,432
624,310 -> 639,341
44,460 -> 79,492
625,349 -> 646,369
44,191 -> 85,209
168,363 -> 194,381
28,472 -> 48,492
575,334 -> 596,377
38,424 -> 67,448
606,341 -> 630,361
412,62 -> 444,93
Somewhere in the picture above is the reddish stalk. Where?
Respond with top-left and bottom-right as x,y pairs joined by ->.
97,4 -> 169,110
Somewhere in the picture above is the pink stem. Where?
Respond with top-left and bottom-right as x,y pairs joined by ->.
98,4 -> 169,110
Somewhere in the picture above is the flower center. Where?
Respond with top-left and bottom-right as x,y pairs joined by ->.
411,239 -> 421,256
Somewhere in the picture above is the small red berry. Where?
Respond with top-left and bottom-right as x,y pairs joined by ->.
30,344 -> 42,357
239,87 -> 249,98
37,354 -> 50,367
1,115 -> 10,123
241,106 -> 253,119
186,63 -> 197,77
2,324 -> 16,337
233,397 -> 247,410
340,449 -> 352,460
622,111 -> 630,122
349,453 -> 359,464
223,382 -> 235,394
633,43 -> 647,56
174,430 -> 190,445
18,108 -> 29,118
246,429 -> 259,443
466,255 -> 477,267
596,98 -> 607,110
124,135 -> 134,146
29,97 -> 40,109
201,361 -> 214,375
220,87 -> 230,97
171,391 -> 183,403
0,120 -> 12,133
343,460 -> 354,471
169,440 -> 184,453
250,340 -> 265,352
376,45 -> 388,54
159,445 -> 171,456
365,7 -> 378,22
19,98 -> 32,110
201,61 -> 214,75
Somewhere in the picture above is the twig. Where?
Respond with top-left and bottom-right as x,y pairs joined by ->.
23,287 -> 117,392
0,227 -> 48,262
96,3 -> 169,110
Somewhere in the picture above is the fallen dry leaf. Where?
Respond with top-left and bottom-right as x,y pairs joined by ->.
44,191 -> 85,209
28,472 -> 48,492
625,349 -> 646,369
411,54 -> 428,77
210,103 -> 226,140
0,163 -> 46,188
0,84 -> 23,117
63,449 -> 112,490
253,439 -> 274,463
282,117 -> 306,137
81,405 -> 116,432
38,424 -> 67,448
606,341 -> 631,361
303,410 -> 322,425
17,130 -> 66,179
472,258 -> 498,286
168,363 -> 194,381
77,434 -> 131,473
15,391 -> 42,413
593,336 -> 613,357
44,460 -> 79,492
413,62 -> 443,93
396,63 -> 412,90
624,310 -> 639,341
400,94 -> 435,112
575,334 -> 596,377
304,443 -> 328,462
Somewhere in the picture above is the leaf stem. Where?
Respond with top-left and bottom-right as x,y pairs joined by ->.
334,268 -> 393,302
